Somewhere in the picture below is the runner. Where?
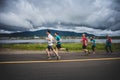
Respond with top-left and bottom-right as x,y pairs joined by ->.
54,32 -> 68,53
90,36 -> 96,54
105,35 -> 112,54
46,30 -> 60,60
81,34 -> 90,55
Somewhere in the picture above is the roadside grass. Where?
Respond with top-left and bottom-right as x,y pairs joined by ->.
0,43 -> 120,52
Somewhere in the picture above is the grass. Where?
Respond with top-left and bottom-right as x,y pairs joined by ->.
0,43 -> 120,52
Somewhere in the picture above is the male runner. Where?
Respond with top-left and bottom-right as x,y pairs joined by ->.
81,34 -> 90,55
46,30 -> 60,60
54,32 -> 68,53
105,35 -> 112,54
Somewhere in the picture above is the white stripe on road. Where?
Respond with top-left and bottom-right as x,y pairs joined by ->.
0,57 -> 120,64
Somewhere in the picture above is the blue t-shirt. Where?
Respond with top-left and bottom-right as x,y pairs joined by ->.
55,35 -> 61,44
91,39 -> 96,46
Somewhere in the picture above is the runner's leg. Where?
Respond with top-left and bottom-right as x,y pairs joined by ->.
109,46 -> 112,53
105,45 -> 109,53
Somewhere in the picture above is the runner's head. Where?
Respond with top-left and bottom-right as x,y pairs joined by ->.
90,36 -> 95,41
46,30 -> 51,35
106,35 -> 110,39
92,36 -> 95,39
90,37 -> 93,41
55,32 -> 59,36
82,34 -> 86,37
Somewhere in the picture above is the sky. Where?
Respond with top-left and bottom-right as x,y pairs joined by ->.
0,0 -> 120,36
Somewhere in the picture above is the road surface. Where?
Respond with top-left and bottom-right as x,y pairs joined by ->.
0,52 -> 120,80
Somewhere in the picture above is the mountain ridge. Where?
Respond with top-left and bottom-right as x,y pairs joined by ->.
0,29 -> 94,37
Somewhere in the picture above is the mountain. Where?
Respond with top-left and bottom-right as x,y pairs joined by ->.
0,29 -> 94,37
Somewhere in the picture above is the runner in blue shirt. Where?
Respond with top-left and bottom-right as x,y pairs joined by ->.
55,33 -> 62,49
90,36 -> 96,54
54,32 -> 68,53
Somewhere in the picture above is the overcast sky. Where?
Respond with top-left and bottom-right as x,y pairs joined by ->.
0,0 -> 120,36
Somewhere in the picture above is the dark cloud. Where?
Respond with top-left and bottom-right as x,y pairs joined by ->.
0,0 -> 6,6
0,0 -> 120,36
112,0 -> 120,11
0,0 -> 6,11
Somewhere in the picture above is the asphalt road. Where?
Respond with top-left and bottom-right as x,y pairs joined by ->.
0,52 -> 120,80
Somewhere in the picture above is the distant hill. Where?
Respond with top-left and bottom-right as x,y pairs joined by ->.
0,29 -> 94,37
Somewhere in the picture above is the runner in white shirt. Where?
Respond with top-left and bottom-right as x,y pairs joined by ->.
46,30 -> 60,60
47,33 -> 54,46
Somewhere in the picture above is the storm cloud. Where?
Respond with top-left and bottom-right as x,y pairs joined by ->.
0,0 -> 120,36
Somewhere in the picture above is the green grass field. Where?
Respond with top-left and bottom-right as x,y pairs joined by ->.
0,43 -> 120,52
